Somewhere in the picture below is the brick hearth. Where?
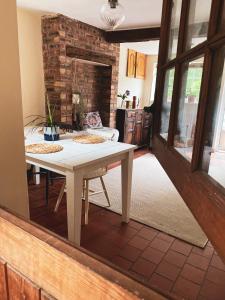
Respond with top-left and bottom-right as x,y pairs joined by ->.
42,14 -> 120,127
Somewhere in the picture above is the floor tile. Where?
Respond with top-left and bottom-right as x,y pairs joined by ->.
111,256 -> 132,271
156,261 -> 181,281
138,227 -> 158,241
128,235 -> 149,250
180,264 -> 205,285
200,280 -> 225,300
206,266 -> 225,286
149,273 -> 173,292
210,254 -> 225,271
164,250 -> 187,268
173,277 -> 200,300
142,247 -> 165,265
150,238 -> 171,253
187,253 -> 210,271
170,239 -> 193,256
192,246 -> 214,259
128,220 -> 143,231
157,232 -> 175,244
118,244 -> 141,262
131,258 -> 156,278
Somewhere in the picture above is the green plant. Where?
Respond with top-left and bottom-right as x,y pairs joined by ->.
25,95 -> 58,131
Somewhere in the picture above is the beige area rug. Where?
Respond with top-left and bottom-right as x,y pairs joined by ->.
89,153 -> 208,248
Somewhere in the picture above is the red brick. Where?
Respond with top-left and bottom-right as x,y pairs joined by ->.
187,253 -> 210,271
142,247 -> 165,264
156,261 -> 181,281
150,238 -> 171,253
170,239 -> 192,256
128,236 -> 149,250
138,227 -> 158,241
149,273 -> 173,292
131,258 -> 156,278
164,250 -> 186,268
173,277 -> 200,300
180,264 -> 205,285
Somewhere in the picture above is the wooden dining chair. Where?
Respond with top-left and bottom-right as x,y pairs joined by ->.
54,167 -> 111,225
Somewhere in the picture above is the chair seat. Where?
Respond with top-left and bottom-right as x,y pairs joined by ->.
84,167 -> 107,180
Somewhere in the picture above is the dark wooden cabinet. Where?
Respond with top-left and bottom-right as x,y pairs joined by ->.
116,109 -> 152,146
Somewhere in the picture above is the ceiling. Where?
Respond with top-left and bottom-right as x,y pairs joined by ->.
16,0 -> 163,30
121,41 -> 159,55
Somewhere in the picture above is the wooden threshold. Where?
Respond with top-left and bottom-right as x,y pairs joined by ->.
0,207 -> 173,300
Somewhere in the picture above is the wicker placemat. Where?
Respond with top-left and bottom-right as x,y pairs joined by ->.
25,143 -> 63,154
73,134 -> 105,144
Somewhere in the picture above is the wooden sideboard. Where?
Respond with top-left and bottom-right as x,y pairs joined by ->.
116,109 -> 152,146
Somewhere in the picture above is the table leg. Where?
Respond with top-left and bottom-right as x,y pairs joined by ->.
121,150 -> 133,223
66,170 -> 83,246
34,166 -> 40,185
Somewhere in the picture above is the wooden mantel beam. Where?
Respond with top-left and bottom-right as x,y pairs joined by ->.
104,27 -> 161,43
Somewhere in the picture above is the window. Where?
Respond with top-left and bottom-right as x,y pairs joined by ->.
160,68 -> 175,140
167,0 -> 182,60
186,0 -> 212,50
174,57 -> 204,161
202,46 -> 225,188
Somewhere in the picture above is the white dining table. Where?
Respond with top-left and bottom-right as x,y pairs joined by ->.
25,131 -> 136,246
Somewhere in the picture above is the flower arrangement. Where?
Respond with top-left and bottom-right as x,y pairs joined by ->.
117,90 -> 130,108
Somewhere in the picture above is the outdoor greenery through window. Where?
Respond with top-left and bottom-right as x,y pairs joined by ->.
174,57 -> 204,161
160,68 -> 175,140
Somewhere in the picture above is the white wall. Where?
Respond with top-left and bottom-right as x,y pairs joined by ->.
118,44 -> 144,107
142,55 -> 158,107
17,8 -> 45,123
118,43 -> 158,108
0,0 -> 29,218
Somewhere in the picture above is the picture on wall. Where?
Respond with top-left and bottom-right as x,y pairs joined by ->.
127,49 -> 136,78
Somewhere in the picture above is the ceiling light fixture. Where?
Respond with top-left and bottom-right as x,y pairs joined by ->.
100,0 -> 125,31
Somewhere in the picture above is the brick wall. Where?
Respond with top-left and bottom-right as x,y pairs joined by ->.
42,14 -> 120,127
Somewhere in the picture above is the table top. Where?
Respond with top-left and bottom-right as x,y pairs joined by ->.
25,131 -> 136,172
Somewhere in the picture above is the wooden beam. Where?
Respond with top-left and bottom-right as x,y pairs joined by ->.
0,208 -> 170,300
104,27 -> 160,43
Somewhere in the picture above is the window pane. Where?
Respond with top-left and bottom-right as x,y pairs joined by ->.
202,46 -> 225,188
160,68 -> 175,140
167,0 -> 182,60
174,57 -> 204,161
186,0 -> 212,50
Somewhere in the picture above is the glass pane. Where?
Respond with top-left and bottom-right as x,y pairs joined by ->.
174,57 -> 204,161
186,0 -> 212,50
167,0 -> 182,60
219,3 -> 225,32
202,46 -> 225,188
160,68 -> 175,140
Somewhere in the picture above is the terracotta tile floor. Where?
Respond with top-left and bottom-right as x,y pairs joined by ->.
28,149 -> 225,300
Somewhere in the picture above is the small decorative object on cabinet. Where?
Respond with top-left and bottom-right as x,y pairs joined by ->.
116,108 -> 152,147
117,90 -> 130,108
127,49 -> 136,78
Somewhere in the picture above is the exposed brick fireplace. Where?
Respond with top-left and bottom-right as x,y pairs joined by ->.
42,14 -> 120,127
